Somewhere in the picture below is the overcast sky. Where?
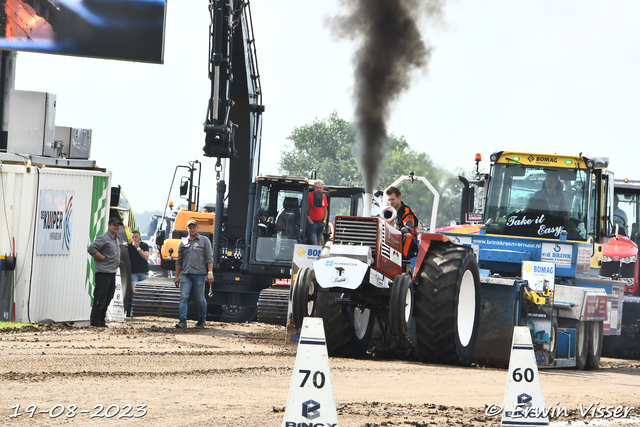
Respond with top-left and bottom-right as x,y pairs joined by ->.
13,0 -> 640,214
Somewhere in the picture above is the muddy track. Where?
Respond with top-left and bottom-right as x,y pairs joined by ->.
1,316 -> 639,426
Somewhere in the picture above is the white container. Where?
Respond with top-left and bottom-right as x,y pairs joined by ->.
53,126 -> 93,159
7,90 -> 57,156
0,158 -> 112,323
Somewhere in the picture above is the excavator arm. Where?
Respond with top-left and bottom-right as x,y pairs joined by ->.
203,0 -> 264,169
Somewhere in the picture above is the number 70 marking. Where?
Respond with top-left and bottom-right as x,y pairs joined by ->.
299,370 -> 326,389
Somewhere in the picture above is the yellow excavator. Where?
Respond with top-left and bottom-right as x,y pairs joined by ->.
156,160 -> 215,271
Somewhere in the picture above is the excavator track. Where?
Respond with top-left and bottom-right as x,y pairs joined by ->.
257,287 -> 290,326
131,276 -> 180,318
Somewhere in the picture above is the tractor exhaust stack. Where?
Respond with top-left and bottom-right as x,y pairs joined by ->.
363,193 -> 373,217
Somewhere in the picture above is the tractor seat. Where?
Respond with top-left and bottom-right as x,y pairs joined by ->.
275,197 -> 301,240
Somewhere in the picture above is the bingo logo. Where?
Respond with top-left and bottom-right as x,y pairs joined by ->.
518,393 -> 533,407
302,399 -> 320,419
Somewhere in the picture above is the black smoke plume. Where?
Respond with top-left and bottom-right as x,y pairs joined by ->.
330,0 -> 442,192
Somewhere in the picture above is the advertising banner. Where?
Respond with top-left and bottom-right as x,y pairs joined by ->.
37,190 -> 74,255
522,261 -> 555,293
0,0 -> 166,63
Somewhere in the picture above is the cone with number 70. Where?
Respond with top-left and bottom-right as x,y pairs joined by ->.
282,317 -> 339,427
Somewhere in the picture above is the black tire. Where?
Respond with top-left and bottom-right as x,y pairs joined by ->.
549,317 -> 558,363
221,305 -> 257,323
389,274 -> 414,337
291,268 -> 317,329
585,321 -> 603,370
575,320 -> 588,370
414,243 -> 481,365
119,245 -> 133,317
315,291 -> 374,358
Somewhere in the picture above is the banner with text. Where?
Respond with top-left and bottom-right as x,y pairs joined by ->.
0,0 -> 166,63
37,190 -> 74,255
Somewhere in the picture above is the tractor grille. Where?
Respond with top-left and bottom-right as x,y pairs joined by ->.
380,231 -> 391,259
601,260 -> 634,280
334,217 -> 378,256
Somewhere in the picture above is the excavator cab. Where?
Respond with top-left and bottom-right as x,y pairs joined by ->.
251,176 -> 310,267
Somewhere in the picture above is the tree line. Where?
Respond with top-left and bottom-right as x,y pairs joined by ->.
278,111 -> 470,229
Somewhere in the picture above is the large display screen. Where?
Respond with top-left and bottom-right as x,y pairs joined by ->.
0,0 -> 166,63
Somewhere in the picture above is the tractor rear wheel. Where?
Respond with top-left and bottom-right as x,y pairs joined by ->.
389,274 -> 414,338
585,321 -> 603,370
414,243 -> 481,365
291,268 -> 317,329
315,291 -> 374,358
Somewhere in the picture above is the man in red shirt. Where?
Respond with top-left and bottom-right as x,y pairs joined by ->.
306,180 -> 328,246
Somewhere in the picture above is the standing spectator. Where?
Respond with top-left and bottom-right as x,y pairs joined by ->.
125,230 -> 150,293
87,217 -> 122,327
174,219 -> 214,329
306,180 -> 328,246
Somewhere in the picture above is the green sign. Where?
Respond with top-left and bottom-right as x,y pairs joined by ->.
85,176 -> 109,304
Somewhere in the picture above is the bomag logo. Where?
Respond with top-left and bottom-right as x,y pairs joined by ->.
536,156 -> 558,163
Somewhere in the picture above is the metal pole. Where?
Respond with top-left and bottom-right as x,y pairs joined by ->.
0,50 -> 16,151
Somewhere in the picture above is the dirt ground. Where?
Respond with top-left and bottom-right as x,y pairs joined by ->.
1,316 -> 639,427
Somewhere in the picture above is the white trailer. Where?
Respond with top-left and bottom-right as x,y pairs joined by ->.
0,154 -> 112,323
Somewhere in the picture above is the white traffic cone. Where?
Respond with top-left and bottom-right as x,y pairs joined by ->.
501,326 -> 549,426
282,317 -> 339,427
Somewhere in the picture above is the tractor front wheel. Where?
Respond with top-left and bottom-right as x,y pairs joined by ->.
291,268 -> 317,329
315,292 -> 374,358
389,273 -> 414,338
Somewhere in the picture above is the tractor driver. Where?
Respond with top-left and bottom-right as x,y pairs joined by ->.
614,195 -> 628,236
526,170 -> 570,219
386,186 -> 419,259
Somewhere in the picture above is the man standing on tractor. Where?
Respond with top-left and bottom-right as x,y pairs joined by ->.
386,186 -> 419,259
306,180 -> 328,246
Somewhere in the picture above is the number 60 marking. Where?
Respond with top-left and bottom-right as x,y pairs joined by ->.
299,370 -> 326,388
512,367 -> 534,382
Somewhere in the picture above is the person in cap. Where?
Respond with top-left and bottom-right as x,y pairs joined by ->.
527,170 -> 569,218
174,219 -> 214,329
87,217 -> 123,327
